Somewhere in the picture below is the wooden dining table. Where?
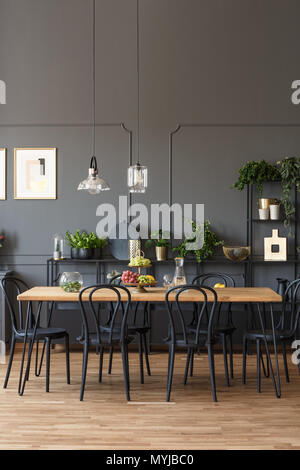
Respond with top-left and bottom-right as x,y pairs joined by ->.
17,286 -> 282,397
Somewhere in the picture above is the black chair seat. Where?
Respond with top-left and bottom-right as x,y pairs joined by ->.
16,327 -> 67,340
164,333 -> 215,348
101,324 -> 149,334
245,329 -> 293,341
215,324 -> 236,334
77,332 -> 134,346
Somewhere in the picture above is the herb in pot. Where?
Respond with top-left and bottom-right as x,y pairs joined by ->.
145,230 -> 171,248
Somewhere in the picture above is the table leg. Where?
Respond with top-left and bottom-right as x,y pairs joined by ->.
18,301 -> 43,396
256,302 -> 280,398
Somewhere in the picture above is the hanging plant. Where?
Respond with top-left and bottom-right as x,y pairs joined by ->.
231,160 -> 281,195
277,157 -> 300,233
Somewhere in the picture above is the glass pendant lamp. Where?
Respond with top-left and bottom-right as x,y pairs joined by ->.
128,0 -> 148,193
78,0 -> 110,194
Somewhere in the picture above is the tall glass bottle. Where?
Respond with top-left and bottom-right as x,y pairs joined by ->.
172,257 -> 187,287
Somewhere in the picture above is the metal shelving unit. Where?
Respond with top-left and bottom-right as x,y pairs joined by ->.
247,183 -> 299,285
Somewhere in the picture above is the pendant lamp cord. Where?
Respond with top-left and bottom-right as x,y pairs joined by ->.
136,0 -> 140,165
92,0 -> 96,160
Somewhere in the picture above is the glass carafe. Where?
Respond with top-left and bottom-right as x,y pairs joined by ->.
172,257 -> 187,287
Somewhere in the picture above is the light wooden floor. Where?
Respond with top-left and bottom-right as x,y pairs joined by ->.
0,348 -> 300,450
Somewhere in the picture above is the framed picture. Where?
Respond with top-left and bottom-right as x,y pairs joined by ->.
0,148 -> 6,200
14,148 -> 56,199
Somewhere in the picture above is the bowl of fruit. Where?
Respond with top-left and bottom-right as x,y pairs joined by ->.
121,270 -> 156,293
128,251 -> 151,268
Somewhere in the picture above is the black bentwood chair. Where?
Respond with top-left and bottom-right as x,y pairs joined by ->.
77,284 -> 133,401
105,274 -> 151,383
165,285 -> 218,402
191,273 -> 236,386
1,277 -> 70,393
242,278 -> 300,393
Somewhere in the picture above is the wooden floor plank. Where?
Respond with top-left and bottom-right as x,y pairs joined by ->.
0,349 -> 300,449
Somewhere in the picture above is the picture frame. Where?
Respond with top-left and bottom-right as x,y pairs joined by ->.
0,148 -> 6,200
14,148 -> 57,200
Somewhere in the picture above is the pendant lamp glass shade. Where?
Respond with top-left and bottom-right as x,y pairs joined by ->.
77,0 -> 110,194
78,156 -> 110,195
127,0 -> 148,194
127,163 -> 147,193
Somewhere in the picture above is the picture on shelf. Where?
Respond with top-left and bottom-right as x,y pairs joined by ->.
14,148 -> 56,199
0,148 -> 6,200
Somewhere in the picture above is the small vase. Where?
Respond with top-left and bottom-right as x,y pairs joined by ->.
93,247 -> 102,259
155,246 -> 167,261
71,248 -> 80,259
78,248 -> 93,260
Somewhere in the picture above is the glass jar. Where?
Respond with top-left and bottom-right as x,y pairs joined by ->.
128,164 -> 148,193
59,272 -> 83,292
53,234 -> 64,260
172,257 -> 187,287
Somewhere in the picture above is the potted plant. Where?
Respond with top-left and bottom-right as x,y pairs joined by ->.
88,232 -> 108,259
145,230 -> 171,261
231,160 -> 281,195
0,233 -> 4,248
173,221 -> 223,263
65,230 -> 93,259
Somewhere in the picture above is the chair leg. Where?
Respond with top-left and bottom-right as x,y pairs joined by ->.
260,349 -> 269,378
256,339 -> 261,393
242,336 -> 247,384
4,336 -> 16,389
80,342 -> 89,401
142,333 -> 151,376
207,343 -> 217,402
98,346 -> 104,383
189,348 -> 194,377
166,344 -> 175,402
36,340 -> 46,377
282,341 -> 289,383
184,348 -> 191,385
108,346 -> 113,374
138,333 -> 144,384
65,335 -> 70,384
121,344 -> 130,401
35,340 -> 39,377
221,334 -> 230,387
228,334 -> 234,379
46,338 -> 51,392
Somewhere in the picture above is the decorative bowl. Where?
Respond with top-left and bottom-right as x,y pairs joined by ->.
223,245 -> 251,262
59,272 -> 83,292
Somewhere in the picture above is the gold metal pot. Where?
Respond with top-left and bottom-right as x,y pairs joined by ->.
156,246 -> 167,261
128,239 -> 141,260
258,198 -> 278,209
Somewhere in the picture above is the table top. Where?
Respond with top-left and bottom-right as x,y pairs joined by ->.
17,286 -> 282,303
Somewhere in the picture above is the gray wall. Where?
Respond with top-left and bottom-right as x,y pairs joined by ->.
0,0 -> 299,343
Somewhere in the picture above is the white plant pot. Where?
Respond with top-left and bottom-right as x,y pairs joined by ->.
259,208 -> 269,220
269,204 -> 280,220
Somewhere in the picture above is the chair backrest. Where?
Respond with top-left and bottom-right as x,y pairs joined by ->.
1,277 -> 33,334
281,278 -> 300,334
109,274 -> 122,286
192,272 -> 235,287
165,285 -> 218,345
192,272 -> 235,326
79,284 -> 131,344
